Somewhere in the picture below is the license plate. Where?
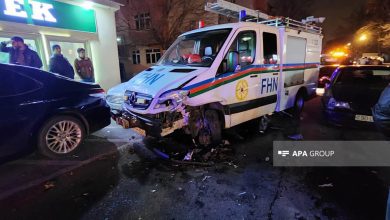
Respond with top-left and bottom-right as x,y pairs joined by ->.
355,114 -> 374,122
122,118 -> 130,129
132,127 -> 146,136
136,98 -> 145,104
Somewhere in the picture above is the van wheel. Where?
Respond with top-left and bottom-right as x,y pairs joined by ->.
294,92 -> 305,114
197,110 -> 222,147
37,116 -> 85,158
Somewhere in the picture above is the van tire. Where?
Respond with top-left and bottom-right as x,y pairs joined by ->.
293,91 -> 305,115
197,110 -> 222,146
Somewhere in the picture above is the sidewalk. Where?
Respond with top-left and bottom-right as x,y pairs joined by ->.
0,121 -> 141,202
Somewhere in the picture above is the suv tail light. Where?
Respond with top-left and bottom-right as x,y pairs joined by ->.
89,88 -> 106,99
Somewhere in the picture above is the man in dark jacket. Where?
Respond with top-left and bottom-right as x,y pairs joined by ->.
49,45 -> 75,79
0,36 -> 43,68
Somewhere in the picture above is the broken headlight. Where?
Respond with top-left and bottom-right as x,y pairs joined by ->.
155,90 -> 189,110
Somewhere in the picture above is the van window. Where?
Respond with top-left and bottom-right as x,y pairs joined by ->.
226,31 -> 256,69
159,29 -> 231,68
263,32 -> 278,64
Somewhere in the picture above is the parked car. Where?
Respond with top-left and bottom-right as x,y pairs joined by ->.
106,82 -> 127,118
322,65 -> 390,127
0,64 -> 111,160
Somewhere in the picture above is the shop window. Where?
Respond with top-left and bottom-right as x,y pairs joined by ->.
49,41 -> 86,80
0,37 -> 38,64
135,13 -> 151,30
146,49 -> 161,64
263,32 -> 278,64
132,50 -> 140,64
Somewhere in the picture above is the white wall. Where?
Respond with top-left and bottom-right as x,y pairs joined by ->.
90,6 -> 121,91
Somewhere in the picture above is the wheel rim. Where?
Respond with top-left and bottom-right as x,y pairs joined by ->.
45,120 -> 82,154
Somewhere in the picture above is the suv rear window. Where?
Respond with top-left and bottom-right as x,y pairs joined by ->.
335,69 -> 390,87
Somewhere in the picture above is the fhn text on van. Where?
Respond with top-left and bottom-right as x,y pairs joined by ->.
3,0 -> 57,23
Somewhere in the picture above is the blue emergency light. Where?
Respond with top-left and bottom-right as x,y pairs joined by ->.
239,10 -> 246,22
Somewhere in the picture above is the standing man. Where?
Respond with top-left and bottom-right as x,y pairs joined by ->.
74,48 -> 95,83
49,45 -> 75,79
0,36 -> 43,68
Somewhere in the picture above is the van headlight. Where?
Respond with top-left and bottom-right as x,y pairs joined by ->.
155,90 -> 189,110
327,97 -> 351,110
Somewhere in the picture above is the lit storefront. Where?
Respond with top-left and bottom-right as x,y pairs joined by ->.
0,0 -> 121,90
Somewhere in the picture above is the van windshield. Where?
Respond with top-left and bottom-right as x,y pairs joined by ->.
158,28 -> 231,67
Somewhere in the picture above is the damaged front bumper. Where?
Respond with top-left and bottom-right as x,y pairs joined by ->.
118,109 -> 188,137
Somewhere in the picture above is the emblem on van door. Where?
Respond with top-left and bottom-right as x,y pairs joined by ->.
236,79 -> 249,101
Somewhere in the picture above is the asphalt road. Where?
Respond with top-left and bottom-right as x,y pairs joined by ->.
0,97 -> 389,220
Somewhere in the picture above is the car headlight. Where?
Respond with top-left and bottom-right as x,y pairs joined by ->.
327,97 -> 351,110
155,90 -> 189,110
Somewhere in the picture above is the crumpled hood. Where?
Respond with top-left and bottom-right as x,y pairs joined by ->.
126,66 -> 206,97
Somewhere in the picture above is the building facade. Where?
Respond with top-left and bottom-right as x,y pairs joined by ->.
0,0 -> 121,90
115,0 -> 267,79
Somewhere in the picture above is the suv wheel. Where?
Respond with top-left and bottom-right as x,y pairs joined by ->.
37,116 -> 85,158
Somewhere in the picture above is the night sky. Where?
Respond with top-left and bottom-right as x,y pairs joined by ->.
311,0 -> 367,44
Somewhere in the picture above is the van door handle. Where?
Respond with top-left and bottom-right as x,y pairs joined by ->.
250,75 -> 258,78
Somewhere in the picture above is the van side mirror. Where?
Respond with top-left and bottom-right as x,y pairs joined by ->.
320,76 -> 331,85
227,51 -> 239,72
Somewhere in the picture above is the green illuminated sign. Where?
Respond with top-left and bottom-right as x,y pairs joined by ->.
0,0 -> 97,33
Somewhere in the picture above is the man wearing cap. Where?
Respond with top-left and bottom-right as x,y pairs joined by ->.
74,48 -> 95,83
0,36 -> 43,68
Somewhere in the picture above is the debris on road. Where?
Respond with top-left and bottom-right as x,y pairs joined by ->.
202,176 -> 212,182
318,183 -> 334,188
43,181 -> 56,191
287,134 -> 304,140
183,150 -> 194,161
238,192 -> 247,196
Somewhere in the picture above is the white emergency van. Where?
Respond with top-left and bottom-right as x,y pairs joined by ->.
119,0 -> 323,146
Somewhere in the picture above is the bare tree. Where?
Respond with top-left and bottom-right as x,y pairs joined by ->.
151,0 -> 210,49
116,0 -> 211,49
266,0 -> 313,20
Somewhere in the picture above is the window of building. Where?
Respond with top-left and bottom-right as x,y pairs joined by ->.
49,41 -> 86,81
132,50 -> 140,64
263,32 -> 278,64
134,13 -> 151,30
146,49 -> 161,64
0,37 -> 38,64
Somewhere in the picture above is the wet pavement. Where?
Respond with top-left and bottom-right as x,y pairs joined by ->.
0,97 -> 389,220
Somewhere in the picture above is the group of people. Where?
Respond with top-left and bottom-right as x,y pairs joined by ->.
0,36 -> 95,82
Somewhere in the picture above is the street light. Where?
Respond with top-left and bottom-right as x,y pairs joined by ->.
359,34 -> 368,42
